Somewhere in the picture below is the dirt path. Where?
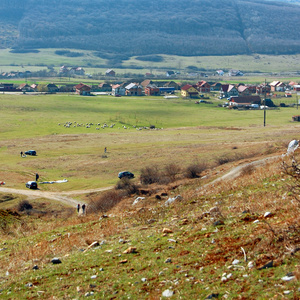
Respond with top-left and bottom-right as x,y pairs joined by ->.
0,186 -> 113,207
197,154 -> 282,193
0,155 -> 283,207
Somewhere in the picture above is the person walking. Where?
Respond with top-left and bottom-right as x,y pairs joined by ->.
77,204 -> 80,215
35,173 -> 39,181
104,147 -> 107,153
82,204 -> 86,215
20,151 -> 23,157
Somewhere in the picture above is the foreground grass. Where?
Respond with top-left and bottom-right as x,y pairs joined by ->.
0,153 -> 299,299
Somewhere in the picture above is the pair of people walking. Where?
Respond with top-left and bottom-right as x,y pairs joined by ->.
77,204 -> 86,215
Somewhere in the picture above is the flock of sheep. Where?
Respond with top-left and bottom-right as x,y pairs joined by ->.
58,121 -> 161,131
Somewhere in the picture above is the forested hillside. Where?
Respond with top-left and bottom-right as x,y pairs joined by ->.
0,0 -> 300,58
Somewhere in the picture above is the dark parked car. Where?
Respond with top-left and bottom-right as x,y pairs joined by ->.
118,171 -> 134,179
25,150 -> 36,156
25,181 -> 38,189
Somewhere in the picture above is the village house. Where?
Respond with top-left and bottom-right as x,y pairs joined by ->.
18,83 -> 32,92
105,69 -> 116,77
111,84 -> 126,96
256,83 -> 271,95
220,84 -> 239,98
59,66 -> 69,74
237,85 -> 251,96
46,83 -> 59,93
70,67 -> 85,76
166,71 -> 175,77
181,84 -> 199,98
293,85 -> 300,92
210,82 -> 222,91
98,83 -> 112,92
196,80 -> 210,93
0,83 -> 18,91
228,95 -> 261,107
59,84 -> 75,93
140,79 -> 154,88
270,81 -> 286,92
74,83 -> 91,95
228,69 -> 244,76
125,83 -> 143,96
145,84 -> 160,96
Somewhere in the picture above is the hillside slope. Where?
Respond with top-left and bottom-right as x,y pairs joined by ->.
0,0 -> 300,57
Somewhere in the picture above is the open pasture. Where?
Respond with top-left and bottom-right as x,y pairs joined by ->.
0,93 -> 299,192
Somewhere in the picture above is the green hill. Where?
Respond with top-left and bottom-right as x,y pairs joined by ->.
0,0 -> 300,57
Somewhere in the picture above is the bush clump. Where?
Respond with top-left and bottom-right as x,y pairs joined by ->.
89,190 -> 123,213
115,178 -> 139,196
17,200 -> 33,211
185,162 -> 208,178
140,166 -> 160,185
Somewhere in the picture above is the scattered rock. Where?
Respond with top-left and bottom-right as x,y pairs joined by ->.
90,275 -> 97,279
32,265 -> 39,270
258,260 -> 273,270
264,212 -> 273,218
84,241 -> 100,252
162,289 -> 174,297
232,259 -> 240,265
213,220 -> 224,226
132,197 -> 145,205
205,293 -> 219,299
168,239 -> 177,243
165,195 -> 183,206
209,207 -> 220,214
141,278 -> 147,282
25,283 -> 33,287
181,219 -> 188,225
161,192 -> 168,196
123,247 -> 138,254
51,258 -> 62,264
248,261 -> 254,269
162,228 -> 173,234
165,258 -> 172,263
119,259 -> 128,264
281,275 -> 295,281
155,195 -> 162,200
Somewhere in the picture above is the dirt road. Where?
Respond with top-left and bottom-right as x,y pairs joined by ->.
0,155 -> 282,207
0,186 -> 113,206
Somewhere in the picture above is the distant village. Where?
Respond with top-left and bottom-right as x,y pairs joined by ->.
0,66 -> 299,109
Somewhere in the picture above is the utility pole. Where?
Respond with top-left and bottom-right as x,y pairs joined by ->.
263,78 -> 267,127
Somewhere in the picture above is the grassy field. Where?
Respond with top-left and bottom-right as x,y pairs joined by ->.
0,92 -> 299,299
0,92 -> 300,192
0,48 -> 300,74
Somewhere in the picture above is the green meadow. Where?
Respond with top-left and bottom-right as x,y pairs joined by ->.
0,92 -> 300,191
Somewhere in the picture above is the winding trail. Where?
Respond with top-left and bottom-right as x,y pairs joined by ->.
0,154 -> 282,206
0,186 -> 113,206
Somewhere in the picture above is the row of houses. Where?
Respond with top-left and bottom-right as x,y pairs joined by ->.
1,79 -> 299,97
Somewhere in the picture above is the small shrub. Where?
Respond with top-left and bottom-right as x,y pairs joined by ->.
185,162 -> 208,178
140,166 -> 160,185
164,163 -> 181,182
17,200 -> 33,211
241,164 -> 255,176
115,178 -> 139,196
88,190 -> 123,213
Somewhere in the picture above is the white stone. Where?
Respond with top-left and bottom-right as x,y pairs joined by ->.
232,259 -> 240,265
264,212 -> 272,218
281,276 -> 295,281
248,261 -> 254,269
162,289 -> 174,297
